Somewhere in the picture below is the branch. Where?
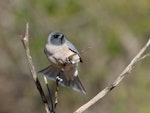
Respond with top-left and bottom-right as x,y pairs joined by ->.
20,22 -> 51,113
74,38 -> 150,113
43,76 -> 54,113
54,76 -> 60,110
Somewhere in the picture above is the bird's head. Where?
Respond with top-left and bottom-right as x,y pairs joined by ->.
48,31 -> 66,46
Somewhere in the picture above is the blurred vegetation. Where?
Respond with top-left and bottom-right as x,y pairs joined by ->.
0,0 -> 150,113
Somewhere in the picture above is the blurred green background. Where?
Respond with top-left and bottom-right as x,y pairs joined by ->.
0,0 -> 150,113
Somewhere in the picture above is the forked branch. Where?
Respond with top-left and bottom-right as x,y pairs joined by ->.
74,38 -> 150,113
20,22 -> 51,113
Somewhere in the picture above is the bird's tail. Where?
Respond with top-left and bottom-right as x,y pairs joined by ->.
38,65 -> 86,94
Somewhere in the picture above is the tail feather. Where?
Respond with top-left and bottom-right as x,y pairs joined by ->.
71,76 -> 86,94
38,65 -> 60,81
38,65 -> 86,94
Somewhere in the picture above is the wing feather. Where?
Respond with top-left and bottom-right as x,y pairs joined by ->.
66,40 -> 83,62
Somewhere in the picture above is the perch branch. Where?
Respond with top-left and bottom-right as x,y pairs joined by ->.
43,77 -> 54,113
54,76 -> 60,110
74,38 -> 150,113
20,22 -> 51,113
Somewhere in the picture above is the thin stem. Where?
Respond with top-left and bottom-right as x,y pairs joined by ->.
74,38 -> 150,113
21,22 -> 51,113
54,76 -> 59,110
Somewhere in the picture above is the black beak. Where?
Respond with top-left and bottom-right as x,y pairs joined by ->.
59,34 -> 64,44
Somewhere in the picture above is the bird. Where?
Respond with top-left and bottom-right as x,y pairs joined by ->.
38,31 -> 86,94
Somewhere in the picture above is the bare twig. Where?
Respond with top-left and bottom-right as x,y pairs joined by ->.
74,38 -> 150,113
43,77 -> 54,113
138,53 -> 150,61
20,22 -> 51,113
54,76 -> 60,111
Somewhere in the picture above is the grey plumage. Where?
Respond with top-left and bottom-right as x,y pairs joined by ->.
39,31 -> 86,94
66,40 -> 79,53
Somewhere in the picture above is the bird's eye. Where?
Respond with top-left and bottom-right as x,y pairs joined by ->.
53,35 -> 59,38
